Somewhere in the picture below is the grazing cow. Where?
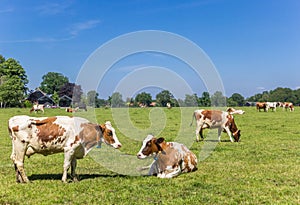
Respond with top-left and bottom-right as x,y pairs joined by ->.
30,104 -> 44,114
137,135 -> 197,178
256,102 -> 269,112
283,102 -> 294,111
190,109 -> 241,142
8,115 -> 122,183
266,102 -> 279,112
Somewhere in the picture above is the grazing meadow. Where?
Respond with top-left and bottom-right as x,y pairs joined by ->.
0,107 -> 299,204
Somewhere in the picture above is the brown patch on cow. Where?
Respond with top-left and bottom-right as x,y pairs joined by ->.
100,124 -> 115,145
78,123 -> 100,150
33,117 -> 66,142
201,110 -> 223,122
12,126 -> 19,132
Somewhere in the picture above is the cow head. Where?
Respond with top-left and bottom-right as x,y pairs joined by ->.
226,115 -> 241,142
137,135 -> 164,159
99,121 -> 122,149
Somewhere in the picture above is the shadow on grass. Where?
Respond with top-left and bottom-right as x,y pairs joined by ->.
29,173 -> 128,182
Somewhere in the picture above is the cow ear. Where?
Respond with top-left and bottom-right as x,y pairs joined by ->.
99,124 -> 106,132
156,137 -> 165,144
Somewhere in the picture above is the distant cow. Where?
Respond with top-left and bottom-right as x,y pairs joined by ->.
190,109 -> 241,142
66,107 -> 79,113
8,115 -> 122,183
282,102 -> 294,111
266,102 -> 279,112
30,104 -> 44,114
137,135 -> 197,178
256,102 -> 269,112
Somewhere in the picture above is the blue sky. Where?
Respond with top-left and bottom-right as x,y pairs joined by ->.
0,0 -> 299,99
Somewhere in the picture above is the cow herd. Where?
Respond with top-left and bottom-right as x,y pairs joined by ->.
8,103 -> 293,182
256,102 -> 294,112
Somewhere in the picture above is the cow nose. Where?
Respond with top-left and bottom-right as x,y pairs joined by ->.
117,144 -> 122,148
137,153 -> 141,158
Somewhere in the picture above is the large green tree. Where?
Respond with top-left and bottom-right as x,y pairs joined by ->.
0,57 -> 28,107
156,90 -> 174,107
87,90 -> 98,106
211,91 -> 226,107
110,92 -> 124,107
135,92 -> 152,106
198,92 -> 211,107
228,93 -> 245,106
40,72 -> 69,94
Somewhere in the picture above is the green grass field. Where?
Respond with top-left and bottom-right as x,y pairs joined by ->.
0,107 -> 299,204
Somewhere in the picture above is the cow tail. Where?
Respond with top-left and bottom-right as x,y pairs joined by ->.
190,112 -> 195,127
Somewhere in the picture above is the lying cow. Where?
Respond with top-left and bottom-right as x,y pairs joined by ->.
190,109 -> 241,142
8,115 -> 122,183
137,135 -> 197,178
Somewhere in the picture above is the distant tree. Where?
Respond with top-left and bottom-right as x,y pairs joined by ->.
135,92 -> 152,106
198,92 -> 211,107
52,91 -> 59,105
247,93 -> 263,102
40,72 -> 69,94
87,90 -> 98,106
0,55 -> 5,64
184,94 -> 198,107
211,91 -> 226,107
96,98 -> 108,108
111,92 -> 124,107
0,58 -> 28,107
293,88 -> 300,105
156,90 -> 174,107
229,93 -> 245,106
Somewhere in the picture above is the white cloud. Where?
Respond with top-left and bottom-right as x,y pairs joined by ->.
36,2 -> 72,15
69,20 -> 101,36
256,86 -> 265,91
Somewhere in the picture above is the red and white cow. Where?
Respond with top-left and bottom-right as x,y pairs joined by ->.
30,104 -> 44,114
8,115 -> 122,183
191,109 -> 241,142
266,102 -> 279,112
282,102 -> 294,111
256,102 -> 269,112
137,135 -> 197,178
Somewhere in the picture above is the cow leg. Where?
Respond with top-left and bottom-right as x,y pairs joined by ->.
158,165 -> 181,178
195,121 -> 203,142
62,150 -> 74,183
148,160 -> 159,176
218,127 -> 222,142
223,127 -> 234,142
71,158 -> 78,182
11,141 -> 29,183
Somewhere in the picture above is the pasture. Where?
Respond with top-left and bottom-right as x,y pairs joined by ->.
0,107 -> 299,204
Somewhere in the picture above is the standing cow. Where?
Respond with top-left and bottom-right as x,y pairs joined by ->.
190,109 -> 241,142
30,104 -> 44,114
256,102 -> 269,112
8,115 -> 122,183
137,135 -> 197,178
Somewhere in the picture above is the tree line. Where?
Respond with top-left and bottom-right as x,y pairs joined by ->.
1,54 -> 300,108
